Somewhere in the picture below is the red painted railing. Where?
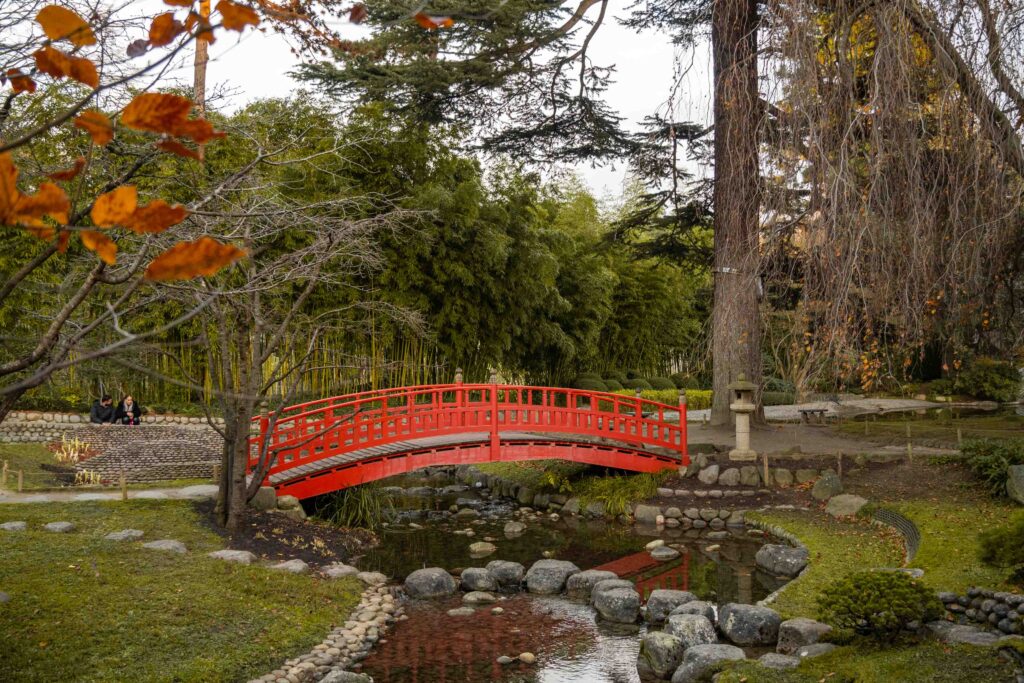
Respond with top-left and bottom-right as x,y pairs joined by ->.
248,383 -> 688,489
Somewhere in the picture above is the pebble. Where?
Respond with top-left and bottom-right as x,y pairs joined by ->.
492,607 -> 505,615
518,652 -> 536,664
497,655 -> 515,665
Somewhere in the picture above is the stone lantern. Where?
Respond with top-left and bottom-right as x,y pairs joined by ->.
728,374 -> 757,461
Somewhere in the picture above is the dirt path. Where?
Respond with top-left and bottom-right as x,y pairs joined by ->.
0,483 -> 218,504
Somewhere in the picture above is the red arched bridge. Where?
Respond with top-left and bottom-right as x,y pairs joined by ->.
248,383 -> 689,500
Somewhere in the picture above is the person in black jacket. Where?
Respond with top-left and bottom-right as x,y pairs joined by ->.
114,395 -> 143,425
89,395 -> 114,424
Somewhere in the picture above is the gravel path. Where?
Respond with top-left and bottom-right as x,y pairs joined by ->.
685,397 -> 943,423
0,484 -> 218,504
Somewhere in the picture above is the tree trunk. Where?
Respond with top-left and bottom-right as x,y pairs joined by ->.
193,0 -> 211,113
710,0 -> 763,425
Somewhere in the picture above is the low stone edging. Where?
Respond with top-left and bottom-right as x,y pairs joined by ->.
0,411 -> 224,444
870,507 -> 921,562
940,588 -> 1024,636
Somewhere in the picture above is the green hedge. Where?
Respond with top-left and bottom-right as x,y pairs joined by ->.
762,391 -> 795,406
614,389 -> 712,411
572,378 -> 608,391
603,379 -> 624,391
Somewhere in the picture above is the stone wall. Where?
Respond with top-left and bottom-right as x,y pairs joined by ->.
0,412 -> 225,484
940,588 -> 1024,635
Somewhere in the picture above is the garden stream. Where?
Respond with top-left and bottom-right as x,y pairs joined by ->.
345,470 -> 787,683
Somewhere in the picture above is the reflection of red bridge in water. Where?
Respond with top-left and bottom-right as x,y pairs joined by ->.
594,549 -> 692,599
249,381 -> 689,500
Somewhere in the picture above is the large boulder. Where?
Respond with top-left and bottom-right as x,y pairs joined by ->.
811,471 -> 843,500
566,569 -> 619,601
593,584 -> 641,623
755,544 -> 809,578
486,560 -> 526,589
718,603 -> 782,646
634,504 -> 662,524
590,579 -> 635,604
1008,465 -> 1024,505
670,600 -> 717,624
718,468 -> 741,486
759,653 -> 800,670
777,617 -> 833,655
669,643 -> 745,683
697,465 -> 720,485
665,614 -> 717,649
825,494 -> 868,518
525,559 -> 580,594
638,631 -> 685,680
404,567 -> 457,599
651,546 -> 681,561
248,486 -> 277,511
645,589 -> 697,624
460,567 -> 499,592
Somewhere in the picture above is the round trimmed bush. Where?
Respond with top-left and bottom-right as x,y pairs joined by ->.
762,391 -> 795,406
817,571 -> 942,639
576,372 -> 603,382
605,370 -> 627,384
649,377 -> 677,390
604,379 -> 624,391
670,372 -> 702,390
573,378 -> 608,391
623,378 -> 653,391
626,369 -> 643,380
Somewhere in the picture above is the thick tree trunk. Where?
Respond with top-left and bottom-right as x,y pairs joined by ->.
710,0 -> 763,425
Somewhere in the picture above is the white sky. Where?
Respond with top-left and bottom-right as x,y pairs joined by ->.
145,1 -> 713,198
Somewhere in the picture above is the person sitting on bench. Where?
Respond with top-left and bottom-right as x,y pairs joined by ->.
89,395 -> 115,424
114,395 -> 143,425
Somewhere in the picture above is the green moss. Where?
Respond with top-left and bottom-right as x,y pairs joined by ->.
0,500 -> 362,682
716,642 -> 1015,682
746,509 -> 904,619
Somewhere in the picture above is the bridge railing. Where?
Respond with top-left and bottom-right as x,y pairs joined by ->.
248,383 -> 688,481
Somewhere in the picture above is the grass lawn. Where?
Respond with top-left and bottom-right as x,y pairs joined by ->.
0,442 -> 63,489
745,509 -> 904,619
716,641 -> 1016,682
0,500 -> 362,682
835,411 -> 1024,446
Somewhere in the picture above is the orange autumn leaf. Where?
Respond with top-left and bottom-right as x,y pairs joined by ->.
48,157 -> 86,182
216,1 -> 259,31
16,183 -> 70,225
37,5 -> 96,48
82,230 -> 117,265
145,236 -> 246,280
127,200 -> 188,234
24,225 -> 56,241
163,0 -> 193,6
33,47 -> 98,89
156,139 -> 201,159
7,69 -> 36,94
121,93 -> 193,134
56,230 -> 71,253
185,11 -> 216,44
74,110 -> 114,145
349,3 -> 368,23
414,12 -> 454,29
170,118 -> 224,144
0,153 -> 19,222
91,186 -> 138,227
149,13 -> 185,47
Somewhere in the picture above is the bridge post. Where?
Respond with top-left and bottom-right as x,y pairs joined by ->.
455,367 -> 464,428
489,368 -> 499,461
679,389 -> 689,466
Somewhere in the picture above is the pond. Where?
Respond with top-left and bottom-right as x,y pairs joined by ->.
349,469 -> 786,683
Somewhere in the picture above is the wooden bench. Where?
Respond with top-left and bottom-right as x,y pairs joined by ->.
799,408 -> 828,424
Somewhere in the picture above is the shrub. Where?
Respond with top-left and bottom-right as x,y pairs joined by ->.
626,369 -> 643,380
762,391 -> 795,406
575,470 -> 671,517
962,438 -> 1024,497
604,370 -> 627,384
817,571 -> 942,640
603,379 -> 624,391
954,357 -> 1021,402
764,377 -> 796,393
313,486 -> 394,529
925,378 -> 954,397
573,378 -> 608,391
623,378 -> 653,391
576,372 -> 603,381
670,372 -> 702,390
612,388 -> 713,410
979,512 -> 1024,583
648,376 -> 677,390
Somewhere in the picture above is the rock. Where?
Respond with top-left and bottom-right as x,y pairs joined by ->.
463,591 -> 497,604
635,504 -> 662,524
665,507 -> 683,519
320,671 -> 373,683
777,618 -> 832,654
486,560 -> 526,589
759,653 -> 800,669
795,643 -> 838,658
811,471 -> 843,500
497,655 -> 515,665
525,559 -> 580,594
518,652 -> 536,664
461,567 -> 498,592
249,486 -> 278,511
646,589 -> 698,624
566,569 -> 619,601
773,468 -> 794,487
670,643 -> 745,683
718,603 -> 782,646
698,465 -> 719,485
516,487 -> 535,506
276,507 -> 307,522
638,631 -> 685,680
584,501 -> 606,517
104,529 -> 144,542
755,544 -> 809,578
270,559 -> 309,574
142,539 -> 187,554
469,541 -> 497,557
208,549 -> 256,565
593,583 -> 641,623
322,563 -> 359,579
651,546 -> 681,561
357,571 -> 388,586
718,468 -> 741,486
447,606 -> 475,617
405,567 -> 457,598
739,466 -> 760,487
646,539 -> 666,550
795,469 -> 818,484
503,521 -> 526,535
455,508 -> 480,520
665,613 -> 717,648
43,521 -> 74,533
925,621 -> 1001,646
1008,465 -> 1024,504
492,607 -> 504,614
699,508 -> 717,521
670,600 -> 716,624
825,494 -> 868,518
562,498 -> 581,515
0,591 -> 9,603
276,495 -> 302,510
0,521 -> 27,531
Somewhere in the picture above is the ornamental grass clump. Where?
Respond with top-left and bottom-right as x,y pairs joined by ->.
817,571 -> 942,641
